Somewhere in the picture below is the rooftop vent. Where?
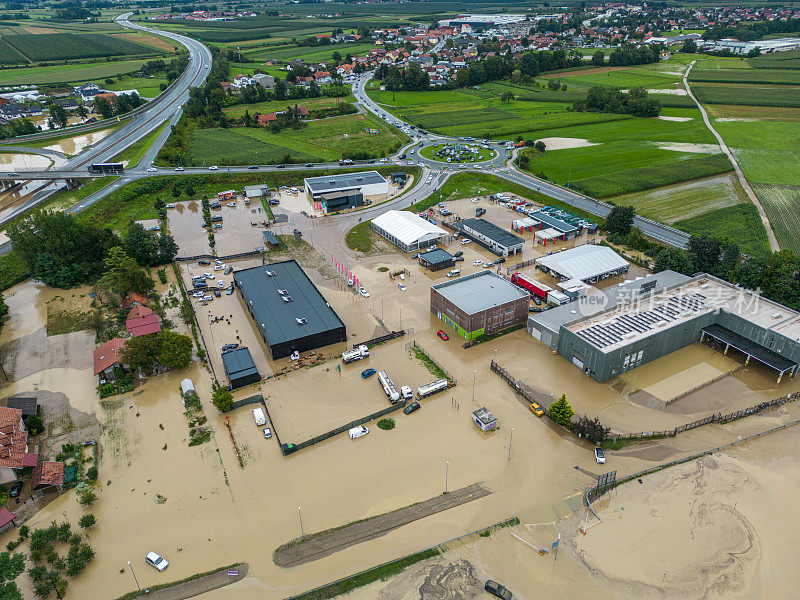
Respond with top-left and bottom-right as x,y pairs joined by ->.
266,270 -> 276,276
282,296 -> 293,302
772,313 -> 783,320
278,289 -> 288,295
296,317 -> 308,325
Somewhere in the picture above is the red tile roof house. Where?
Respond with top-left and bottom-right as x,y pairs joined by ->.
121,291 -> 148,311
257,112 -> 277,125
0,507 -> 15,535
32,461 -> 64,493
126,305 -> 161,337
93,337 -> 127,379
0,407 -> 28,482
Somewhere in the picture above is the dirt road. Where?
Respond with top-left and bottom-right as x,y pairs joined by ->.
273,483 -> 492,567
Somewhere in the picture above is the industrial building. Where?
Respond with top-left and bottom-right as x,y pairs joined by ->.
438,14 -> 526,28
535,245 -> 629,284
452,218 -> 524,257
418,249 -> 454,272
528,271 -> 800,383
222,347 -> 261,389
304,171 -> 388,213
234,260 -> 347,360
431,271 -> 530,340
371,210 -> 447,252
527,210 -> 580,240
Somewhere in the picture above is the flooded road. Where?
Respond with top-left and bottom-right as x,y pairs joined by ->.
43,128 -> 113,156
0,153 -> 51,170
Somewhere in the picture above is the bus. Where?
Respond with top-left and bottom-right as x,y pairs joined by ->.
88,162 -> 124,174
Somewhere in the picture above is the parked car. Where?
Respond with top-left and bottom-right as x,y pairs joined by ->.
473,260 -> 484,266
145,552 -> 169,571
198,259 -> 211,266
453,256 -> 464,262
529,402 -> 544,416
248,165 -> 258,170
495,257 -> 506,264
437,330 -> 449,341
454,251 -> 464,257
403,401 -> 421,415
263,427 -> 272,439
214,289 -> 221,298
192,291 -> 204,298
268,199 -> 280,206
460,238 -> 471,245
411,253 -> 421,259
209,165 -> 218,170
8,481 -> 23,498
361,368 -> 376,379
348,425 -> 369,439
398,283 -> 407,291
359,288 -> 370,298
594,447 -> 606,464
484,580 -> 512,600
224,266 -> 233,274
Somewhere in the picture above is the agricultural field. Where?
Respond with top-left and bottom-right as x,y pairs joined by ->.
749,49 -> 800,69
0,58 -> 172,85
751,184 -> 800,253
93,76 -> 169,99
706,104 -> 800,122
674,203 -> 771,255
712,120 -> 800,186
246,41 -> 377,63
688,68 -> 800,85
188,113 -> 403,165
222,95 -> 356,118
540,66 -> 683,91
691,83 -> 800,108
1,32 -> 158,62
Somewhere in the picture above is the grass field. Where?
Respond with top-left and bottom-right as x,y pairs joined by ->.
419,143 -> 495,163
689,69 -> 800,85
749,49 -> 800,70
112,122 -> 168,167
751,184 -> 800,253
222,95 -> 355,118
674,203 -> 770,255
0,58 -> 171,85
247,41 -> 376,63
3,32 -> 156,62
188,113 -> 403,165
95,75 -> 168,99
691,83 -> 800,107
713,120 -> 800,186
706,104 -> 800,122
542,67 -> 682,90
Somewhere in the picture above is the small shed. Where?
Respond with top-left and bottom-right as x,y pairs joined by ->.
262,230 -> 280,248
245,184 -> 270,198
222,347 -> 261,389
472,407 -> 497,431
534,227 -> 563,246
5,396 -> 37,418
0,508 -> 15,536
390,172 -> 407,185
418,249 -> 455,272
180,378 -> 196,398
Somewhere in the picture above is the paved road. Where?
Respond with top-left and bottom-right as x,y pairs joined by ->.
682,60 -> 779,252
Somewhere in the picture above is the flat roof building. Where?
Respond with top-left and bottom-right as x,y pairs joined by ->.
419,249 -> 454,272
222,347 -> 261,389
529,271 -> 800,383
453,218 -> 524,257
527,210 -> 581,240
234,260 -> 347,360
535,245 -> 629,284
317,190 -> 364,213
431,271 -> 530,340
304,171 -> 388,201
371,210 -> 447,252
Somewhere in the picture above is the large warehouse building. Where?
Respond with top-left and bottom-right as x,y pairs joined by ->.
535,245 -> 629,284
528,271 -> 800,383
304,171 -> 388,212
371,210 -> 447,252
234,260 -> 347,360
453,218 -> 524,257
431,271 -> 530,340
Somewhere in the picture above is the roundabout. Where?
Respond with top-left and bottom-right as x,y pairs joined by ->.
419,142 -> 497,164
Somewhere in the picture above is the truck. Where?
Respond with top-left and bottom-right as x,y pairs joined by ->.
547,290 -> 570,306
342,344 -> 370,364
377,370 -> 400,403
511,273 -> 552,299
417,378 -> 449,398
252,408 -> 266,426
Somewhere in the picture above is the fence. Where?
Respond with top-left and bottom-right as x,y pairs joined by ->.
283,516 -> 518,600
353,329 -> 407,349
406,340 -> 457,385
665,365 -> 744,404
281,400 -> 407,456
176,249 -> 262,263
509,258 -> 537,272
228,394 -> 266,412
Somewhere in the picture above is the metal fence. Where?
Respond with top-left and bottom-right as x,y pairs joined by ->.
228,394 -> 266,411
665,365 -> 744,404
281,400 -> 407,456
176,249 -> 262,263
406,340 -> 457,385
509,258 -> 537,272
353,329 -> 407,349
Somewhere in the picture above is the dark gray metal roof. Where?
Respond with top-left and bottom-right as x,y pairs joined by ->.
262,231 -> 279,245
234,260 -> 345,347
419,249 -> 453,265
304,171 -> 386,194
221,347 -> 259,380
703,323 -> 797,372
528,210 -> 579,234
456,218 -> 524,249
432,271 -> 529,314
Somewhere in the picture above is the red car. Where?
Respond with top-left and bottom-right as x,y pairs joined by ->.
437,330 -> 449,341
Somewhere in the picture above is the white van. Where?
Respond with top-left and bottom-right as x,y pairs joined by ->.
348,425 -> 369,439
252,408 -> 266,426
447,269 -> 461,278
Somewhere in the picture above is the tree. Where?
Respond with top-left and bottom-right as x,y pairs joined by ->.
86,467 -> 98,482
48,103 -> 68,129
94,97 -> 114,120
591,50 -> 605,65
98,247 -> 153,297
124,222 -> 160,266
0,551 -> 25,600
25,414 -> 44,436
76,485 -> 96,507
500,90 -> 515,103
549,394 -> 574,428
605,205 -> 636,237
76,104 -> 88,119
121,333 -> 162,373
78,515 -> 96,529
682,39 -> 697,53
654,247 -> 695,275
158,331 -> 193,369
212,388 -> 234,412
574,415 -> 610,444
534,140 -> 546,153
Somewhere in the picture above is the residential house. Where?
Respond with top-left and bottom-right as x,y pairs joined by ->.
313,70 -> 332,84
31,461 -> 64,493
0,407 -> 28,483
93,338 -> 127,379
0,508 -> 15,535
74,83 -> 103,102
250,73 -> 274,89
126,305 -> 161,337
257,112 -> 277,125
122,291 -> 148,311
232,74 -> 252,89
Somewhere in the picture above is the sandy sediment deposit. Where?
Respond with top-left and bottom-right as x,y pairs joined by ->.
535,137 -> 598,150
654,141 -> 721,153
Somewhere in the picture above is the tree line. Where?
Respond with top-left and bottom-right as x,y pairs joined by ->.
573,86 -> 661,118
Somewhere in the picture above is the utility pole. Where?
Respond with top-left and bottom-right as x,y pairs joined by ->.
298,506 -> 305,539
508,427 -> 515,461
127,561 -> 141,596
445,460 -> 449,494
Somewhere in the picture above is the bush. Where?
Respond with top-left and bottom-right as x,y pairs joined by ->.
78,514 -> 96,529
548,394 -> 574,428
376,418 -> 395,431
86,467 -> 98,482
211,388 -> 233,412
75,484 -> 97,507
25,414 -> 44,436
157,268 -> 167,284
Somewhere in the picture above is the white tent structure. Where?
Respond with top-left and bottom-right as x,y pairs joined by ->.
535,244 -> 629,283
371,210 -> 447,252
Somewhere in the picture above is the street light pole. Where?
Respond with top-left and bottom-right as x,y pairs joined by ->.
298,506 -> 304,539
128,561 -> 141,596
445,460 -> 449,494
472,370 -> 476,403
380,296 -> 384,323
508,427 -> 515,461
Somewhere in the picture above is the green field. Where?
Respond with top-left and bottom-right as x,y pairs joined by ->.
2,32 -> 156,62
247,41 -> 376,63
674,203 -> 770,255
0,59 -> 170,85
712,120 -> 800,186
691,83 -> 800,107
749,49 -> 800,70
689,69 -> 800,85
95,75 -> 169,99
751,184 -> 800,253
189,113 -> 403,165
112,122 -> 168,167
543,68 -> 682,91
223,95 -> 355,118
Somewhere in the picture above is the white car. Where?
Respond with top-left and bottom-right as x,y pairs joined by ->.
192,291 -> 204,298
359,288 -> 370,298
594,448 -> 606,464
217,281 -> 225,288
147,167 -> 157,172
263,427 -> 272,439
348,425 -> 369,439
473,260 -> 483,266
202,295 -> 213,301
145,552 -> 169,571
203,273 -> 214,279
213,265 -> 225,271
471,199 -> 479,203
460,239 -> 471,245
174,167 -> 184,172
209,165 -> 218,170
226,202 -> 235,207
398,283 -> 407,291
